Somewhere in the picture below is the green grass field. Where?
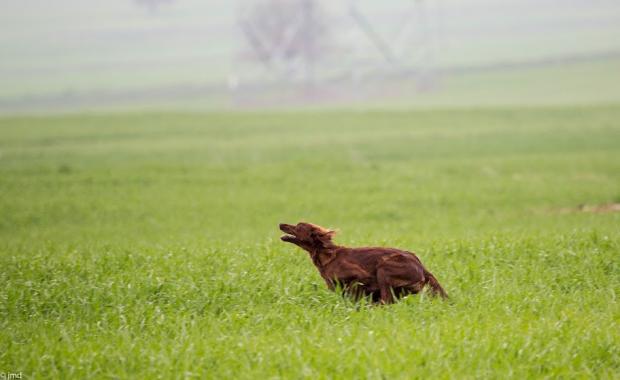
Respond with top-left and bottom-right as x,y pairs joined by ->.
1,106 -> 619,378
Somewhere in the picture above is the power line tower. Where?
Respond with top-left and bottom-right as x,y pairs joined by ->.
346,0 -> 436,87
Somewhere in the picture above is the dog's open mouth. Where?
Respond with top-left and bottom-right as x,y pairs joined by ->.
279,223 -> 298,242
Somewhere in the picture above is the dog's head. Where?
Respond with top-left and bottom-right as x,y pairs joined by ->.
279,222 -> 337,250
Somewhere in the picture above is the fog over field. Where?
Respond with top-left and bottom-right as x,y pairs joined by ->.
1,0 -> 620,111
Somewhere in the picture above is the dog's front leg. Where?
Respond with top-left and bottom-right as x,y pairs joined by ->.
377,268 -> 395,304
323,278 -> 335,291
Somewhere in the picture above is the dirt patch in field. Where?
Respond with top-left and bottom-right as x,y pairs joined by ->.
556,203 -> 620,214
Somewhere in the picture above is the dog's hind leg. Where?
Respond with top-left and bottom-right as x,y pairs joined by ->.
423,269 -> 448,299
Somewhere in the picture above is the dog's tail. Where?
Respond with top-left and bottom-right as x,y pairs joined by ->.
424,269 -> 448,299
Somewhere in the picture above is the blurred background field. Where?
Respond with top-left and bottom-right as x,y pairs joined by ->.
1,107 -> 619,245
1,1 -> 619,378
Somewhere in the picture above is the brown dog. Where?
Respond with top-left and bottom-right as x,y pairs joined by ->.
280,222 -> 447,303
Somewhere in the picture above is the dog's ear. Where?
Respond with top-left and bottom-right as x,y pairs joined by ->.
314,229 -> 336,247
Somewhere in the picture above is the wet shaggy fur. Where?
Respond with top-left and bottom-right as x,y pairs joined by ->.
279,222 -> 448,303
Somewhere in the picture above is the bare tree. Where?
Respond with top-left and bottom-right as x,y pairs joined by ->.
239,0 -> 330,82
